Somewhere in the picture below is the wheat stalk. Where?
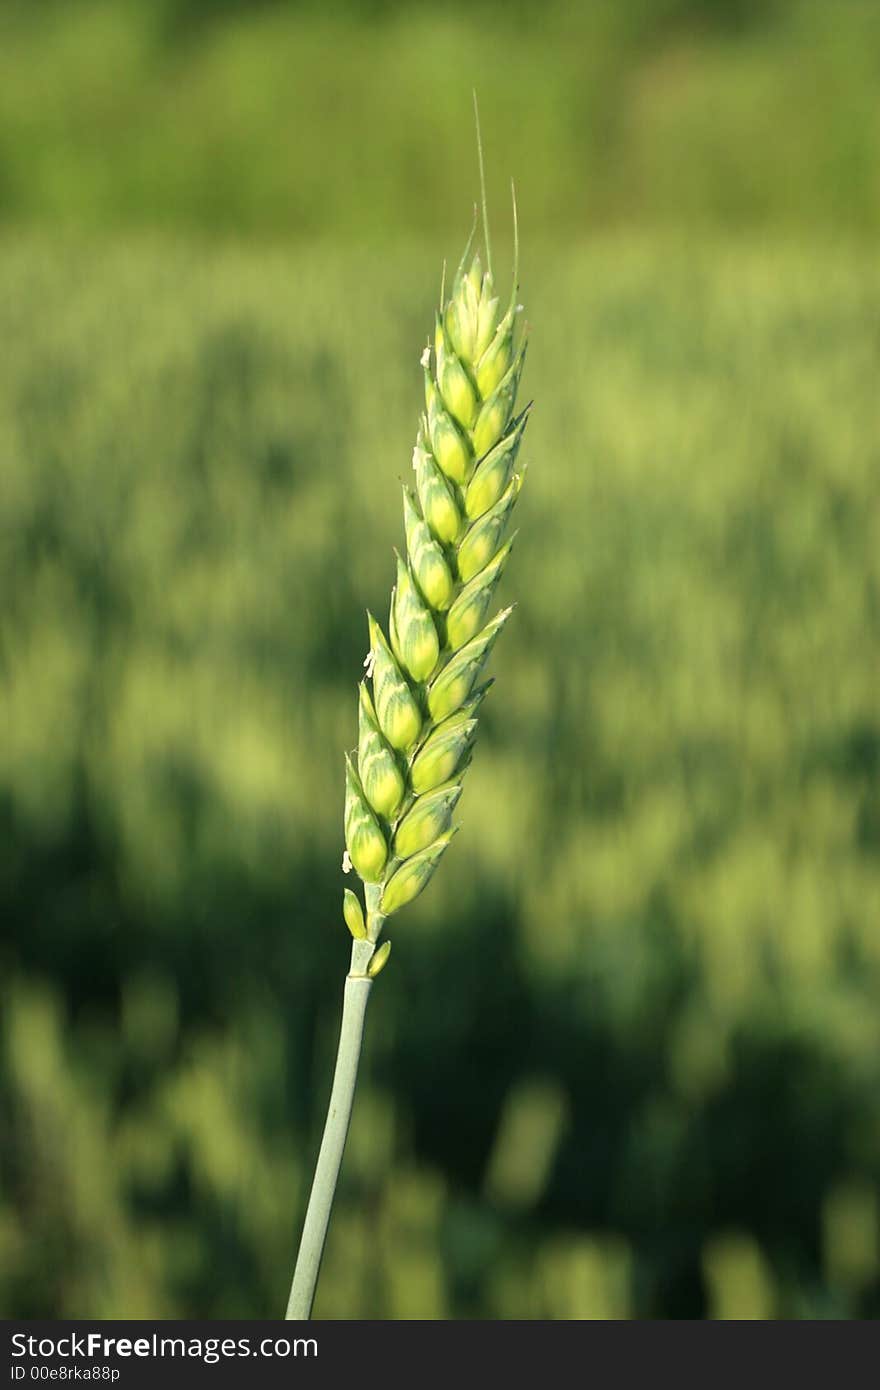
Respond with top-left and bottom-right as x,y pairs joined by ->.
286,116 -> 528,1320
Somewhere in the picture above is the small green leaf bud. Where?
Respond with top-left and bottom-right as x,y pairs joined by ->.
343,888 -> 367,940
380,829 -> 458,916
367,613 -> 422,751
390,551 -> 439,683
403,488 -> 455,611
394,782 -> 463,859
357,683 -> 405,818
446,537 -> 515,651
344,754 -> 388,882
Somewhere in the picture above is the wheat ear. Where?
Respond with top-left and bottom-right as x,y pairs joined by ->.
286,165 -> 528,1321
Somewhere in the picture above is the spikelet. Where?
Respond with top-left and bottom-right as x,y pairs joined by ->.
390,551 -> 440,683
394,782 -> 463,859
381,829 -> 458,915
344,755 -> 387,883
410,713 -> 477,794
342,178 -> 529,948
343,888 -> 367,940
457,470 -> 523,582
446,536 -> 515,650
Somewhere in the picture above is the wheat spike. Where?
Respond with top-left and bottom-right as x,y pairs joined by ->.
342,182 -> 528,940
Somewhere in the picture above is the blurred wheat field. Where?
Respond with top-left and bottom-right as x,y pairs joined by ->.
1,234 -> 879,1318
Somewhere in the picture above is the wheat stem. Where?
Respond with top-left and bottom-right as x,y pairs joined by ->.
285,887 -> 383,1319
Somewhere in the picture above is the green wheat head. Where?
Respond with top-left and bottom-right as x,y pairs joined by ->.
342,176 -> 528,959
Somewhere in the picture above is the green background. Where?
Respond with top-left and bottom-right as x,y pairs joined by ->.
1,0 -> 879,1318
